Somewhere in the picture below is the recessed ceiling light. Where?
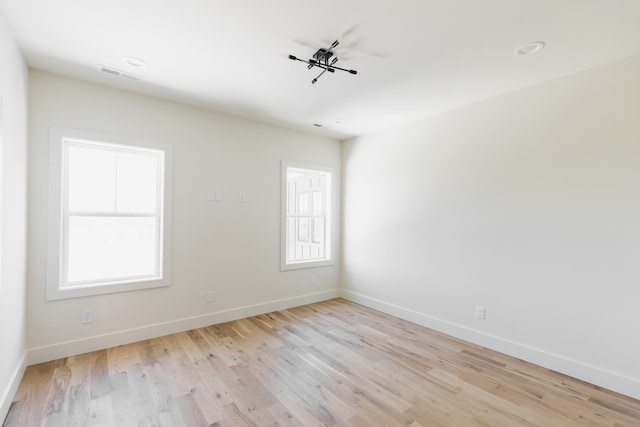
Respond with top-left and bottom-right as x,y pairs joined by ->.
313,123 -> 323,127
513,41 -> 545,56
123,56 -> 146,67
333,119 -> 346,124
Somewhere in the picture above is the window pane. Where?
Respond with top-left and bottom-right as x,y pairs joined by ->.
66,216 -> 158,284
287,182 -> 296,215
116,151 -> 159,213
286,218 -> 296,260
67,144 -> 116,212
312,191 -> 323,215
298,218 -> 310,242
298,192 -> 310,215
313,218 -> 324,244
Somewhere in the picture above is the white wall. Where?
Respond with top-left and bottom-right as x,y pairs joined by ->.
0,9 -> 28,422
28,71 -> 341,362
342,54 -> 640,399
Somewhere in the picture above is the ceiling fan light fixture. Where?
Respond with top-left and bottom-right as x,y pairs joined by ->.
513,41 -> 545,56
289,38 -> 359,84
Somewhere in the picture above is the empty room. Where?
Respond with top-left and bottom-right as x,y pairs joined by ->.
1,0 -> 640,425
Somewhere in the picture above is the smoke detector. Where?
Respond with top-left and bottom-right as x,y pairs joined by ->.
123,56 -> 146,68
513,41 -> 545,56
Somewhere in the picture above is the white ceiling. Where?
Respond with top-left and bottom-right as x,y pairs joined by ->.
2,0 -> 640,139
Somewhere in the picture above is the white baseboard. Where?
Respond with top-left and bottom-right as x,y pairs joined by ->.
340,290 -> 640,401
28,289 -> 340,365
1,352 -> 27,425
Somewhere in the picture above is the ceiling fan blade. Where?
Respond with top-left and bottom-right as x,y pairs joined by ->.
293,38 -> 319,49
339,24 -> 359,42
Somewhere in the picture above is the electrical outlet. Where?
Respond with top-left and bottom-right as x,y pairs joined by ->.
81,310 -> 93,324
206,291 -> 214,303
310,275 -> 317,286
475,306 -> 486,320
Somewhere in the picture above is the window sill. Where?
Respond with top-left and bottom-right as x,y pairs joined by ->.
280,259 -> 334,271
46,277 -> 170,301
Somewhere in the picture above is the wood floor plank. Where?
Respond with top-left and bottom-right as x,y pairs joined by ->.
88,395 -> 115,427
41,361 -> 72,425
107,344 -> 141,376
265,402 -> 306,427
90,350 -> 114,400
168,394 -> 208,427
67,382 -> 91,427
4,298 -> 640,427
19,360 -> 65,426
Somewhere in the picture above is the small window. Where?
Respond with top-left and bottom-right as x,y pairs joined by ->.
281,161 -> 333,270
47,127 -> 172,300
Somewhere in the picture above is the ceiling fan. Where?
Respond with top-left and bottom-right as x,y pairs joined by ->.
288,39 -> 358,84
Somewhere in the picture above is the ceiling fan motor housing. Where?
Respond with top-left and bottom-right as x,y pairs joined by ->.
314,48 -> 333,63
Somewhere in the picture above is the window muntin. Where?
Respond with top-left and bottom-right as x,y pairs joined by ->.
47,128 -> 172,300
281,162 -> 333,270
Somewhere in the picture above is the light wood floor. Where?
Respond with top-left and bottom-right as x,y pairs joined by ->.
4,299 -> 640,427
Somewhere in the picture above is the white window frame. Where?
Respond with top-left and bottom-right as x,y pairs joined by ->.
47,127 -> 173,300
0,101 -> 3,302
281,161 -> 334,270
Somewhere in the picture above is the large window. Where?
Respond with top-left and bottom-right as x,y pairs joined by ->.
281,161 -> 333,270
47,127 -> 172,300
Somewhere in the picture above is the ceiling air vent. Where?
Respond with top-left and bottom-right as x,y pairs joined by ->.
119,72 -> 142,81
97,65 -> 142,81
